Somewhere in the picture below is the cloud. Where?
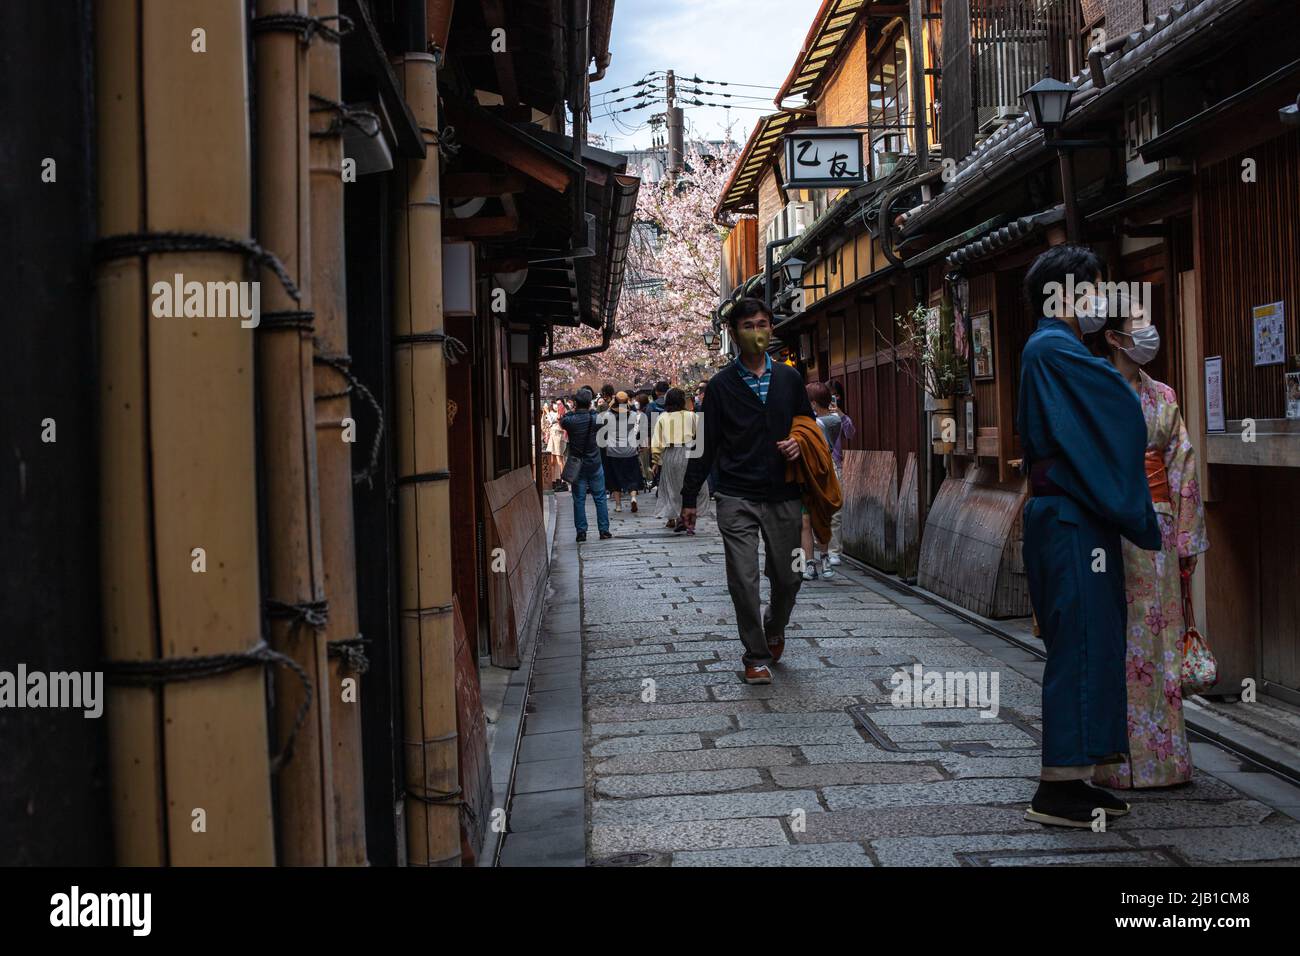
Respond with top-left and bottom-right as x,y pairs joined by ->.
591,0 -> 822,150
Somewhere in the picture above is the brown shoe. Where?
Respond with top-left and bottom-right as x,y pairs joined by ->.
767,635 -> 785,663
743,664 -> 773,685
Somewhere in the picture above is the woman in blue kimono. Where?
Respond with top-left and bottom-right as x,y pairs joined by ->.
1016,245 -> 1162,828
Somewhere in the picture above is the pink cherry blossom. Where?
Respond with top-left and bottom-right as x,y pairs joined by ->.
543,140 -> 742,393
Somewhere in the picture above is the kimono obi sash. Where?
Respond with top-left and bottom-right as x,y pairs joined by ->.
1145,447 -> 1173,514
1028,458 -> 1068,498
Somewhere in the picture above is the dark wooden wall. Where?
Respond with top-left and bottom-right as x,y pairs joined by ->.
345,171 -> 405,867
828,281 -> 921,483
0,0 -> 112,866
1197,129 -> 1300,421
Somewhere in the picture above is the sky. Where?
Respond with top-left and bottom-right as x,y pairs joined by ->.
590,0 -> 824,152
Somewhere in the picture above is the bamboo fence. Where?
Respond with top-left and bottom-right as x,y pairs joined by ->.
308,0 -> 368,865
254,0 -> 337,866
96,0 -> 276,865
392,52 -> 461,867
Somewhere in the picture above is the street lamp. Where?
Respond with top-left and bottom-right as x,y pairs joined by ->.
1020,74 -> 1075,131
1021,71 -> 1082,242
703,328 -> 717,350
781,256 -> 827,292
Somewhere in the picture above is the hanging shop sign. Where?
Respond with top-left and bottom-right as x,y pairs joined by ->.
783,128 -> 865,189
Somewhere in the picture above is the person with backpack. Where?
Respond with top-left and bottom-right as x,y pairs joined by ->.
599,391 -> 644,513
800,382 -> 842,581
561,387 -> 612,543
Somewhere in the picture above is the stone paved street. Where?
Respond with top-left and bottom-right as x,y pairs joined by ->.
502,490 -> 1300,867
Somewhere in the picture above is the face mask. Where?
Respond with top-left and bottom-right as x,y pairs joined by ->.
735,327 -> 770,356
1074,294 -> 1108,334
1116,325 -> 1160,365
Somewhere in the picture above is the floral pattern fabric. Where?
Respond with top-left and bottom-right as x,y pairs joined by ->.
1095,372 -> 1209,790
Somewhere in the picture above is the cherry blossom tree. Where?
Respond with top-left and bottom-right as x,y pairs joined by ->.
542,139 -> 742,394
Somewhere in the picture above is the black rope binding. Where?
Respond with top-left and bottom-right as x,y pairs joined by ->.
392,330 -> 469,364
314,350 -> 385,488
327,636 -> 371,674
407,785 -> 464,806
95,231 -> 302,304
104,641 -> 314,774
250,12 -> 353,44
259,309 -> 315,333
310,94 -> 381,139
419,124 -> 460,159
265,598 -> 329,631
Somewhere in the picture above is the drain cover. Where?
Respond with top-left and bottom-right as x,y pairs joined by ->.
846,703 -> 1040,753
594,851 -> 667,867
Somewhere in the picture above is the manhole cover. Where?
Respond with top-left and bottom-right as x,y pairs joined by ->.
846,703 -> 1040,753
594,851 -> 667,867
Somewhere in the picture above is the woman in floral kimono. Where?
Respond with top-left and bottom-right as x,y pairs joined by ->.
1090,295 -> 1209,789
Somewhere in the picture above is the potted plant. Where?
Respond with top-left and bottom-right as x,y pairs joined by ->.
888,303 -> 967,454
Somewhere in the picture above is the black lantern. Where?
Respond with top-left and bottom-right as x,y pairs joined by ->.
781,256 -> 806,284
1021,74 -> 1075,132
703,328 -> 717,349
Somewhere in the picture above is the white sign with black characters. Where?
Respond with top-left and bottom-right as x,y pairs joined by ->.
784,128 -> 865,189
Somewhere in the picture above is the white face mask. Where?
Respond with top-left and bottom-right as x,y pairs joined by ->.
1075,294 -> 1109,334
1116,325 -> 1160,365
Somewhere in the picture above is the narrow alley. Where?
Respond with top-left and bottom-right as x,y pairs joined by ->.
498,494 -> 1300,866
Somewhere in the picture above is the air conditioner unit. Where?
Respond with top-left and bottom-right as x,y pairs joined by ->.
763,201 -> 815,247
974,23 -> 1047,134
785,201 -> 815,236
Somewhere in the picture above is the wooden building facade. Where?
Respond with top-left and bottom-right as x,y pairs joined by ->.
896,0 -> 1300,700
712,0 -> 1298,704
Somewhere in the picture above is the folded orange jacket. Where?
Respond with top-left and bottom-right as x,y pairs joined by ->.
784,416 -> 842,544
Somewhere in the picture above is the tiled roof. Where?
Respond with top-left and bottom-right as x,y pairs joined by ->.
714,111 -> 811,219
775,0 -> 869,104
946,206 -> 1065,268
902,0 -> 1247,236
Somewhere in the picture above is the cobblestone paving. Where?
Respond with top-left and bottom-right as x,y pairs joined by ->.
568,496 -> 1300,867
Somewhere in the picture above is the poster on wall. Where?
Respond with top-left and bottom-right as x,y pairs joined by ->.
965,400 -> 975,454
1286,371 -> 1300,419
1204,355 -> 1225,432
971,311 -> 994,381
1252,301 -> 1285,366
951,276 -> 970,363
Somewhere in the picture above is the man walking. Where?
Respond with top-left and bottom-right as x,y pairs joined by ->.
679,298 -> 815,685
562,387 -> 612,543
1017,245 -> 1161,828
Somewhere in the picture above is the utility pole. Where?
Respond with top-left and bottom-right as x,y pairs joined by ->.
666,69 -> 684,176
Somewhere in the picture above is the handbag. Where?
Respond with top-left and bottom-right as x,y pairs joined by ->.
1179,567 -> 1218,696
561,412 -> 595,485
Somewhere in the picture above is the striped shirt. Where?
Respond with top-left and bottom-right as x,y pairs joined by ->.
734,353 -> 773,404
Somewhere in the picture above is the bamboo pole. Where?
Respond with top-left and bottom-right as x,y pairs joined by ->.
254,0 -> 337,866
392,53 -> 461,867
96,0 -> 275,865
308,0 -> 368,865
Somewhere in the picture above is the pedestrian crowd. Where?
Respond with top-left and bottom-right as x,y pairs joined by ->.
542,243 -> 1211,831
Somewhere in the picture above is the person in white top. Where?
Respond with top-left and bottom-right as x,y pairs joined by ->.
597,391 -> 645,512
